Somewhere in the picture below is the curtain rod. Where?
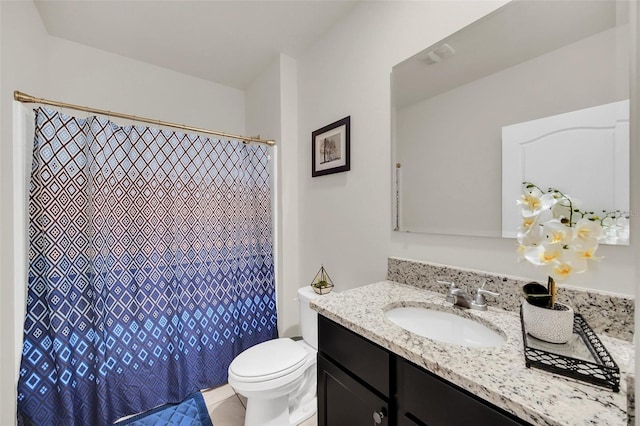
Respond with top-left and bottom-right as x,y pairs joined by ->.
13,91 -> 276,147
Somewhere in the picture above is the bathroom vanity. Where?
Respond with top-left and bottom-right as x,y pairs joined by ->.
311,281 -> 634,425
318,314 -> 525,425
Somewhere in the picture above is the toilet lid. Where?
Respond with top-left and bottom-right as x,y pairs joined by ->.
229,338 -> 308,382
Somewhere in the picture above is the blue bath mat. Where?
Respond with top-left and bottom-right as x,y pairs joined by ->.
115,392 -> 213,426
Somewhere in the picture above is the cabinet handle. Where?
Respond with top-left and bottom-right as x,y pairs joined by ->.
372,410 -> 385,424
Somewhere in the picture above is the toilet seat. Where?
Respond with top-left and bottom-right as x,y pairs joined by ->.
229,338 -> 309,383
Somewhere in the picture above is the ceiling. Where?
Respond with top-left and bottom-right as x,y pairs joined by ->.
34,0 -> 358,90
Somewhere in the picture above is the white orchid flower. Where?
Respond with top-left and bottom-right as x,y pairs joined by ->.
602,216 -> 629,244
515,182 -> 622,283
517,228 -> 542,247
615,216 -> 630,244
571,236 -> 602,262
517,187 -> 557,218
550,201 -> 571,222
550,260 -> 575,281
524,243 -> 562,266
518,208 -> 553,233
519,216 -> 536,233
517,214 -> 545,247
542,219 -> 573,246
602,216 -> 616,228
516,222 -> 544,262
602,216 -> 621,236
550,250 -> 588,281
574,218 -> 603,245
574,245 -> 602,262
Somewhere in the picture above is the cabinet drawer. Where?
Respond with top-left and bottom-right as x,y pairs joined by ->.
318,315 -> 390,397
400,360 -> 528,426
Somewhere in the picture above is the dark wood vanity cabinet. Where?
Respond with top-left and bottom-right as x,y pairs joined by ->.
318,315 -> 530,426
317,315 -> 391,426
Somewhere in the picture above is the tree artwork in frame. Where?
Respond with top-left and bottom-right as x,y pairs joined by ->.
312,116 -> 350,177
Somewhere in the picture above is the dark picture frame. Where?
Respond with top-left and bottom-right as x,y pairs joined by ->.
312,116 -> 350,177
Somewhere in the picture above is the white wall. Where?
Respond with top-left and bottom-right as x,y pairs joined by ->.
44,36 -> 245,135
245,53 -> 300,337
0,3 -> 48,424
276,55 -> 301,337
1,3 -> 246,424
296,1 -> 505,291
295,0 -> 636,298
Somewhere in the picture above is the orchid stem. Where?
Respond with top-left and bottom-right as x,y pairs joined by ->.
547,276 -> 556,308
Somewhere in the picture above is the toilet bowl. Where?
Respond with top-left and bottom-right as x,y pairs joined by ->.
228,286 -> 321,426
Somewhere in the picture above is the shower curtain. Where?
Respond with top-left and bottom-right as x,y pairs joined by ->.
17,107 -> 277,425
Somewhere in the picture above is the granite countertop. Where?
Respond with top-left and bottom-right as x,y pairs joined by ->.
310,281 -> 635,425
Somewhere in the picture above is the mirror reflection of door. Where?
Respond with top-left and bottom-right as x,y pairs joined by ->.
391,0 -> 631,241
502,100 -> 629,245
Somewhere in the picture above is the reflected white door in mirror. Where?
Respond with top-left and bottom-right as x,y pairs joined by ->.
391,0 -> 631,238
502,100 -> 629,245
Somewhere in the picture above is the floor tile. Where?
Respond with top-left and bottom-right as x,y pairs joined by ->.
202,384 -> 236,407
298,413 -> 318,426
206,386 -> 316,426
208,395 -> 245,426
235,392 -> 247,408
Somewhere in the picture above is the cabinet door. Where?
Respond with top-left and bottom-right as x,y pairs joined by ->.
399,360 -> 528,426
398,414 -> 424,426
318,315 -> 390,397
318,353 -> 389,426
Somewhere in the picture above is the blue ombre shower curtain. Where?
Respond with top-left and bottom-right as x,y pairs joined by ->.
17,107 -> 277,425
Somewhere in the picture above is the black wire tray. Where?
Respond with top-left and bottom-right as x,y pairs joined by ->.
520,305 -> 620,392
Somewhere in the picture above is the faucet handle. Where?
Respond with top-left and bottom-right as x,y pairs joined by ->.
437,280 -> 457,290
437,280 -> 457,303
472,281 -> 500,310
477,288 -> 500,298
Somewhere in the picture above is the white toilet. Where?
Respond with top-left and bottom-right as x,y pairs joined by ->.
228,286 -> 320,426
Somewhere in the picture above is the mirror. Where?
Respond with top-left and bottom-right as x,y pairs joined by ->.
391,0 -> 630,244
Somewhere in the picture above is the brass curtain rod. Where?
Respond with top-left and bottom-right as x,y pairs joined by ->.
13,91 -> 276,147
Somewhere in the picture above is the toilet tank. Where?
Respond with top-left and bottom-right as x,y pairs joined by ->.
297,286 -> 321,350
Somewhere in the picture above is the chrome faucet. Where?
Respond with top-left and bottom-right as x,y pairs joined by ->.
437,280 -> 457,304
451,287 -> 473,308
437,280 -> 471,308
437,280 -> 499,310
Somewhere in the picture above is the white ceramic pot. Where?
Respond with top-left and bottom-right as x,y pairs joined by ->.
522,300 -> 574,344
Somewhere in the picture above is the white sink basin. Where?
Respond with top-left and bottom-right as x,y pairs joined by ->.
385,306 -> 505,348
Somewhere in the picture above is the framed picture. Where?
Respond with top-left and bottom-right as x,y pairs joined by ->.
312,116 -> 350,177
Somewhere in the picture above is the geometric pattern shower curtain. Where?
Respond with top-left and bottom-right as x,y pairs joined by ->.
17,107 -> 277,426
